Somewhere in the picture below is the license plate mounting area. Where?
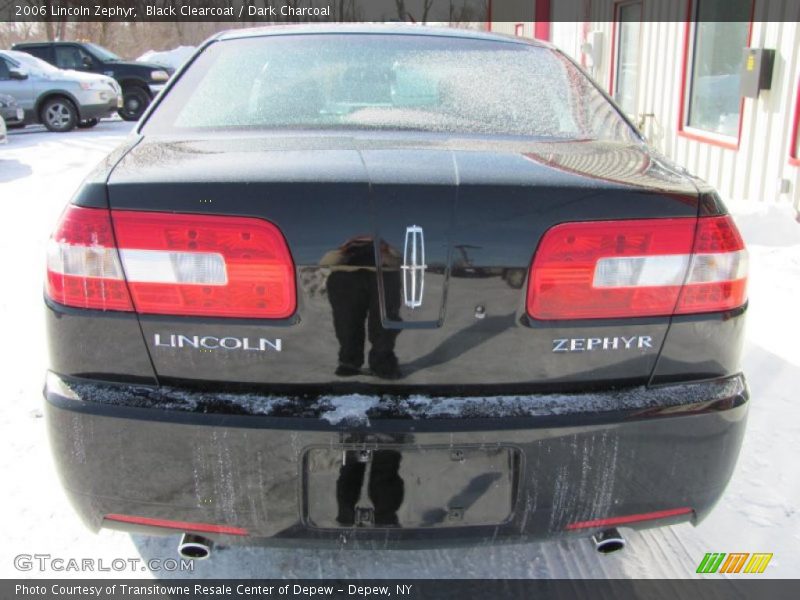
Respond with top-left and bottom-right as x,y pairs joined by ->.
303,445 -> 518,529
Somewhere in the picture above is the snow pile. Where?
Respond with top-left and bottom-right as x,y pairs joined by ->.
317,395 -> 381,425
137,46 -> 196,70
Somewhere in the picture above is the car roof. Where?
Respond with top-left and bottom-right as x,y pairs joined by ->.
213,23 -> 552,48
2,49 -> 60,69
0,49 -> 26,62
13,41 -> 79,46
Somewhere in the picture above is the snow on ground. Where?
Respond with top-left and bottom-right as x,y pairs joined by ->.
0,122 -> 798,579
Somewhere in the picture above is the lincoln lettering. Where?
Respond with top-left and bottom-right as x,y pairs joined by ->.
154,334 -> 281,352
552,336 -> 653,353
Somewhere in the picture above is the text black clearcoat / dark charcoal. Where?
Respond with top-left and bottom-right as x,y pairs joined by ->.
44,25 -> 748,549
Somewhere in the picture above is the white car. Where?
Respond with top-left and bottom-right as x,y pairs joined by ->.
0,50 -> 121,132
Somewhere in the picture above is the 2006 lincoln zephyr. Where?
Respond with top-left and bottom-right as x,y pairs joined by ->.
44,25 -> 748,558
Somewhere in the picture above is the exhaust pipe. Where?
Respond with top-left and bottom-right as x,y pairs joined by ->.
591,528 -> 625,554
178,533 -> 213,560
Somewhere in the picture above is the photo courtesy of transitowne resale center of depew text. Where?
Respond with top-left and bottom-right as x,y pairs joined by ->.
0,1 -> 799,599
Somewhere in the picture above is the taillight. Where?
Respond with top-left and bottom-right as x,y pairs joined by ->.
46,206 -> 133,311
527,216 -> 747,320
113,211 -> 295,318
46,206 -> 296,319
674,216 -> 748,314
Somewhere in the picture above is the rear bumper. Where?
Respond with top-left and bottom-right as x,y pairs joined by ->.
44,372 -> 748,549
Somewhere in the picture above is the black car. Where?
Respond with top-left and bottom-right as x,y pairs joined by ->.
0,93 -> 24,127
44,25 -> 749,559
12,41 -> 173,121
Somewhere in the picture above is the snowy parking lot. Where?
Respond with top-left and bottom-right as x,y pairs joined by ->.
0,120 -> 798,578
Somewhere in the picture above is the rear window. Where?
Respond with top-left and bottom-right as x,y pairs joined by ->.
143,33 -> 635,141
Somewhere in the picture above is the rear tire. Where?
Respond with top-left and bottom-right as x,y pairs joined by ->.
77,118 -> 99,129
118,86 -> 150,121
40,97 -> 78,133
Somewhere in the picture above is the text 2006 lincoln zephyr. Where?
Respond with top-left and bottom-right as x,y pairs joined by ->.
44,25 -> 748,558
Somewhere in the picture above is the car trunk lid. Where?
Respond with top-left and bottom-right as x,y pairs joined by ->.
103,134 -> 702,392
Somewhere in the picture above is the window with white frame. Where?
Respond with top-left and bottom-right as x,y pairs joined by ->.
613,1 -> 643,116
684,0 -> 751,139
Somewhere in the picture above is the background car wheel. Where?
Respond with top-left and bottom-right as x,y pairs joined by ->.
77,118 -> 99,129
119,86 -> 150,121
40,98 -> 78,133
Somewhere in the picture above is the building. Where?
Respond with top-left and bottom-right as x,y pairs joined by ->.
490,0 -> 800,211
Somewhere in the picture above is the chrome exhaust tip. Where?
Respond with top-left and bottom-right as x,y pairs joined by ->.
178,533 -> 213,560
591,528 -> 626,554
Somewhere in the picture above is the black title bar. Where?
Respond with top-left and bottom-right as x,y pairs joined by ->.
1,0 -> 796,23
5,579 -> 800,600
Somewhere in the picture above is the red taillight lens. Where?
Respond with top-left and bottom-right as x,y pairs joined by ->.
527,216 -> 747,320
112,211 -> 295,318
46,206 -> 296,319
46,206 -> 134,311
675,216 -> 748,314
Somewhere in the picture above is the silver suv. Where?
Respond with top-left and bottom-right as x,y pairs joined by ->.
0,50 -> 121,132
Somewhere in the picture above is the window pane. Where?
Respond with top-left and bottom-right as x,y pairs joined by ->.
22,46 -> 49,62
55,46 -> 83,70
686,0 -> 751,137
144,35 -> 635,142
78,49 -> 94,66
614,2 -> 642,115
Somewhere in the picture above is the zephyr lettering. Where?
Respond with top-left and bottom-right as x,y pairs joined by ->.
552,339 -> 569,353
553,336 -> 653,353
153,334 -> 281,352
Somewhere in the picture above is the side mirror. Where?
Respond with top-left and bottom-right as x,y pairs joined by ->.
9,68 -> 28,81
81,55 -> 93,69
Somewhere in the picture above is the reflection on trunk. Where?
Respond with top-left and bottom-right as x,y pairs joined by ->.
322,237 -> 403,379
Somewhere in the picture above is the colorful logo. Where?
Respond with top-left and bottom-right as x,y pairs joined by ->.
697,552 -> 773,574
